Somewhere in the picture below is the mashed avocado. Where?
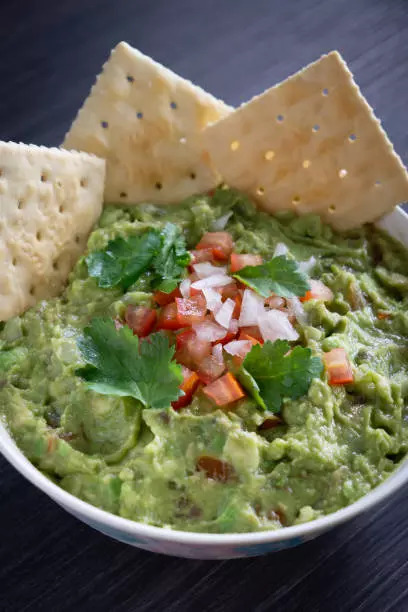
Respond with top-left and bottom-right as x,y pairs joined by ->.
1,189 -> 408,533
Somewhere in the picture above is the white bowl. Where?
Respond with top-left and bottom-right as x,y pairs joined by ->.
1,206 -> 408,560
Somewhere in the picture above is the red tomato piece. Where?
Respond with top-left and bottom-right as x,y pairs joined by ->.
176,295 -> 207,326
377,311 -> 391,320
323,348 -> 354,385
153,287 -> 181,306
171,366 -> 200,411
238,332 -> 261,346
156,302 -> 185,330
195,232 -> 234,261
239,325 -> 264,343
125,306 -> 157,337
175,329 -> 212,368
218,281 -> 239,300
213,328 -> 238,346
190,248 -> 214,265
300,280 -> 333,303
196,456 -> 234,482
265,295 -> 285,309
232,293 -> 242,319
230,253 -> 263,273
203,372 -> 245,406
197,355 -> 226,384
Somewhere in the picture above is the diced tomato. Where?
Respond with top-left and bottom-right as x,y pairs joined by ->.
265,295 -> 285,309
238,332 -> 261,346
232,293 -> 242,319
258,415 -> 283,430
153,287 -> 181,306
230,253 -> 263,273
196,455 -> 234,482
175,295 -> 207,326
378,311 -> 391,320
323,348 -> 354,385
300,279 -> 333,303
195,232 -> 234,261
190,286 -> 204,297
124,305 -> 157,337
197,355 -> 226,384
239,325 -> 264,343
203,372 -> 245,406
219,281 -> 239,300
190,248 -> 214,265
213,327 -> 238,346
172,366 -> 200,411
175,329 -> 212,368
156,302 -> 185,330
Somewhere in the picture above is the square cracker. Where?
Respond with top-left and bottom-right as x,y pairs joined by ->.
203,51 -> 408,230
63,41 -> 232,205
0,142 -> 105,320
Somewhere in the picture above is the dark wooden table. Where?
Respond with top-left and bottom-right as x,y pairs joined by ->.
1,1 -> 407,610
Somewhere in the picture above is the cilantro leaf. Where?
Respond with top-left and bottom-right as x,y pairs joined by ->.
233,255 -> 310,298
240,340 -> 323,412
151,223 -> 191,292
76,318 -> 183,409
86,230 -> 162,290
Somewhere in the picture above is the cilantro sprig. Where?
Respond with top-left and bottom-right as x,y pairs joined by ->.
233,255 -> 309,298
76,318 -> 183,409
86,223 -> 190,292
239,340 -> 323,412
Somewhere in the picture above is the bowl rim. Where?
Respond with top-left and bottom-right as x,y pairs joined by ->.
1,205 -> 408,547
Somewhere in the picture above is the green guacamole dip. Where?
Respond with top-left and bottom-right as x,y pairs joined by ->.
2,189 -> 408,533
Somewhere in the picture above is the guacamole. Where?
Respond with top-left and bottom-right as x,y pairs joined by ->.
1,189 -> 408,533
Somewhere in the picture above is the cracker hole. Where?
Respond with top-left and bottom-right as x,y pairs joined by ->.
322,88 -> 329,96
375,181 -> 382,187
292,195 -> 301,205
136,112 -> 143,119
59,204 -> 65,213
127,75 -> 134,83
17,199 -> 24,210
328,204 -> 336,213
230,140 -> 240,151
41,172 -> 48,182
12,257 -> 17,266
75,235 -> 81,244
302,160 -> 311,169
256,187 -> 265,196
80,177 -> 88,188
155,182 -> 163,190
101,121 -> 109,129
0,169 -> 2,177
29,286 -> 35,296
276,114 -> 284,122
52,260 -> 59,271
349,133 -> 357,142
36,231 -> 42,241
264,150 -> 275,161
170,101 -> 177,109
190,172 -> 196,180
312,124 -> 320,132
338,169 -> 348,179
56,179 -> 62,188
120,192 -> 127,199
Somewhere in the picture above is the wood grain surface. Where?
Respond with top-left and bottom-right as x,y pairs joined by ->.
0,1 -> 407,610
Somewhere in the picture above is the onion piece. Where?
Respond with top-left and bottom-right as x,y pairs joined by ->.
211,211 -> 233,231
238,289 -> 265,327
229,318 -> 239,334
298,256 -> 316,274
212,342 -> 224,364
202,287 -> 223,313
215,298 -> 235,329
258,309 -> 299,342
287,297 -> 307,325
224,340 -> 252,357
193,262 -> 227,279
193,321 -> 227,342
274,242 -> 289,257
191,274 -> 232,290
179,278 -> 191,298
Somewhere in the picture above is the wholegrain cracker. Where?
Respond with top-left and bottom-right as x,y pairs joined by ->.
63,42 -> 232,205
0,142 -> 105,320
203,51 -> 408,230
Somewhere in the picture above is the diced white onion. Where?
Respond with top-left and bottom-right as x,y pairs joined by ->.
193,262 -> 227,279
211,211 -> 233,231
212,343 -> 224,364
229,318 -> 239,334
193,321 -> 227,342
215,297 -> 235,329
191,274 -> 232,290
238,289 -> 265,327
274,242 -> 289,257
202,287 -> 223,313
298,256 -> 316,275
287,297 -> 307,325
258,309 -> 299,342
179,278 -> 191,298
224,340 -> 252,357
